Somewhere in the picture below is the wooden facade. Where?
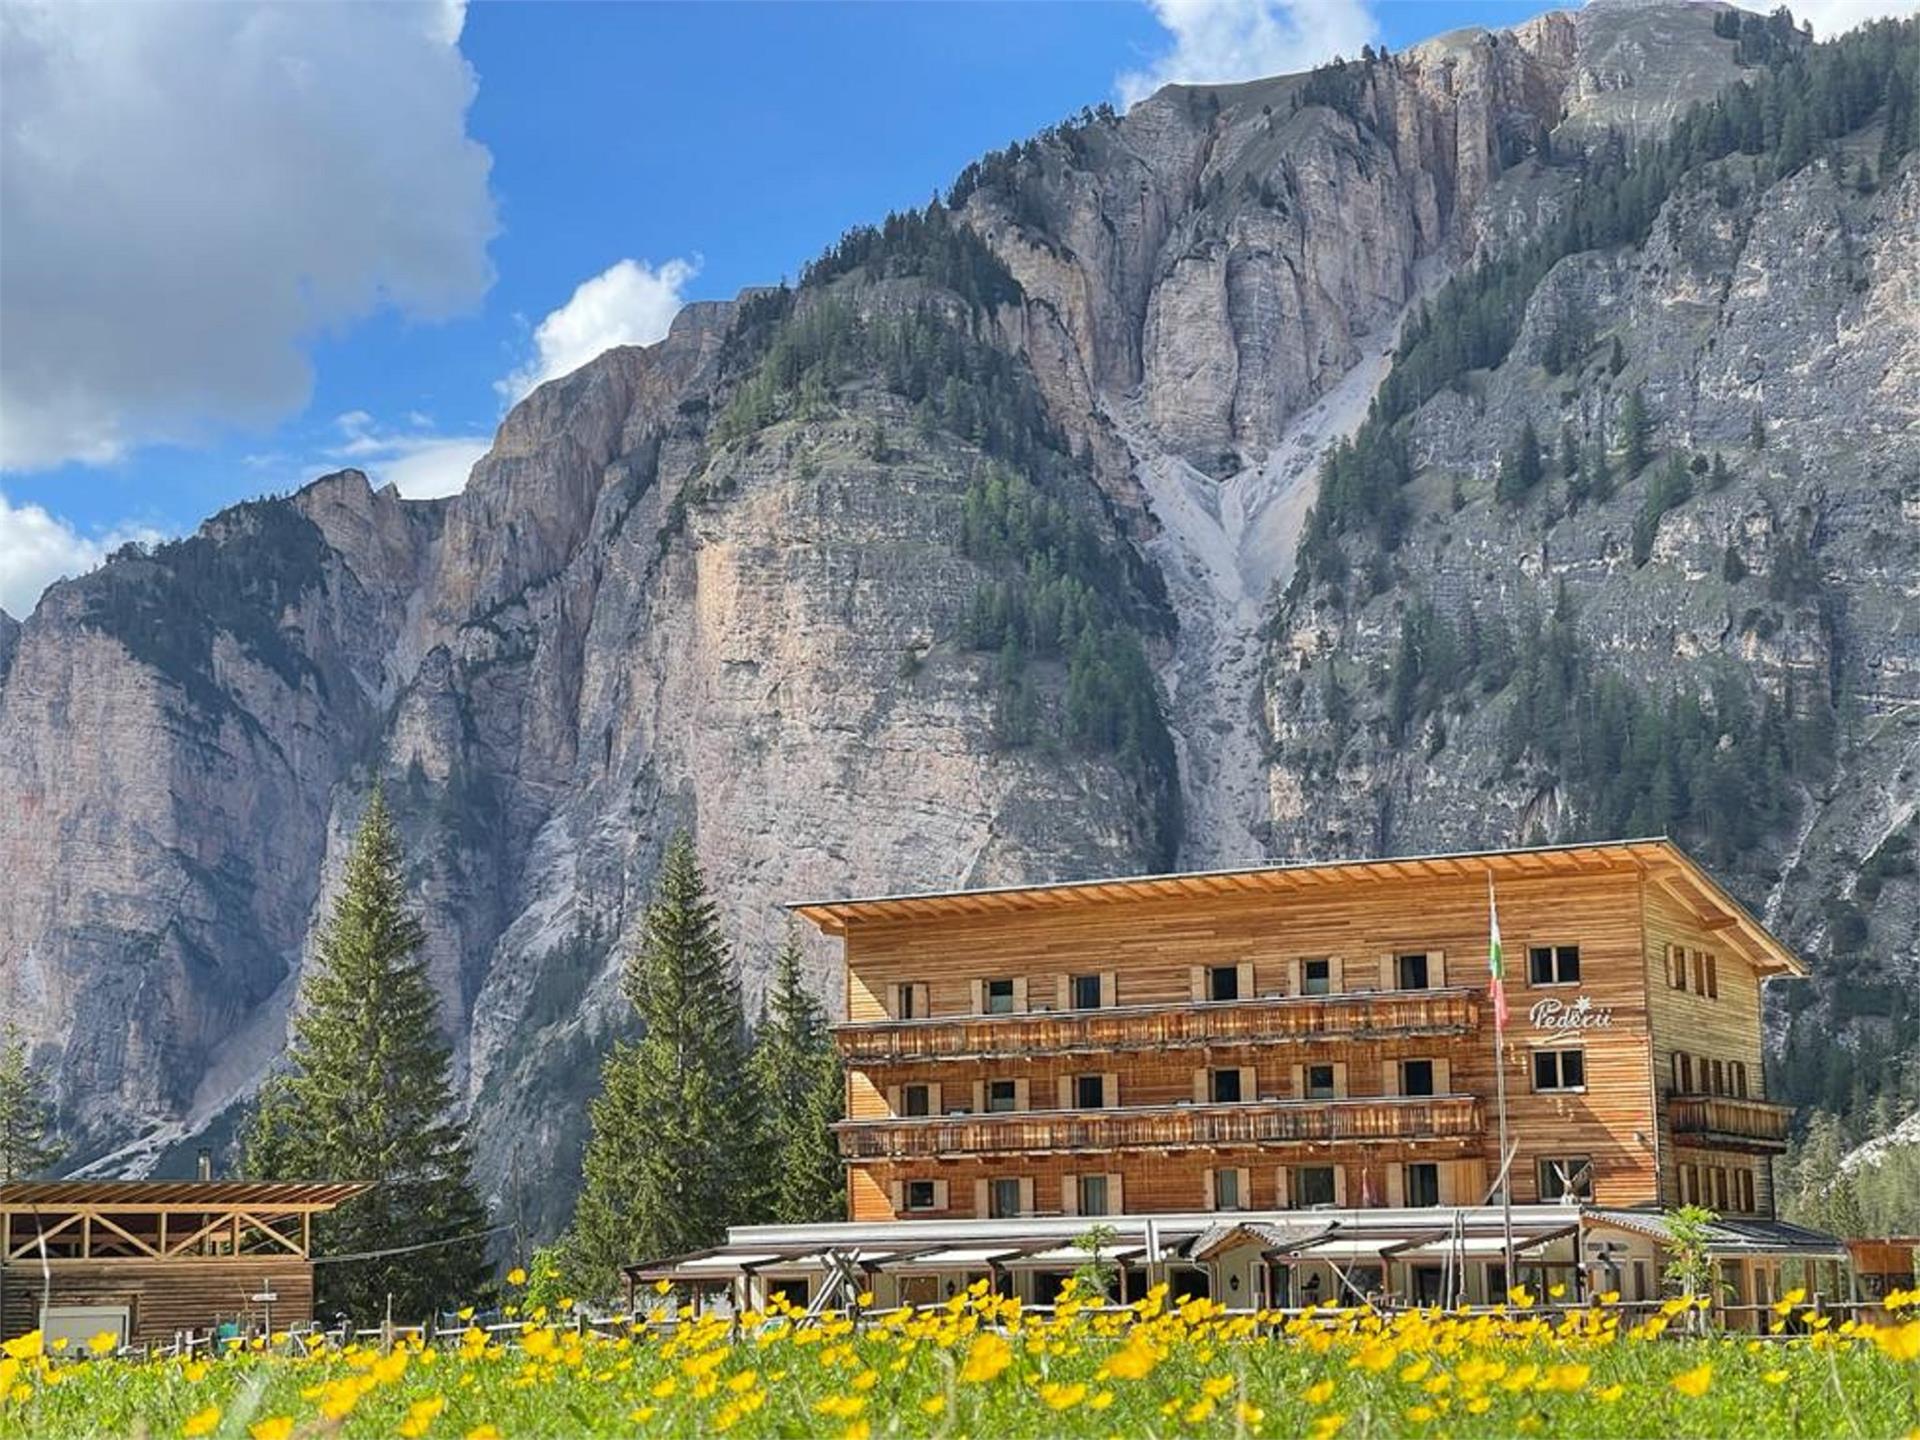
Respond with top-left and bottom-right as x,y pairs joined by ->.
795,840 -> 1806,1226
0,1180 -> 368,1348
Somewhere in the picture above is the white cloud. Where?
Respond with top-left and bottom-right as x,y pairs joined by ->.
0,492 -> 167,618
1789,0 -> 1920,38
1117,0 -> 1378,110
326,412 -> 489,500
499,258 -> 699,403
0,1 -> 496,470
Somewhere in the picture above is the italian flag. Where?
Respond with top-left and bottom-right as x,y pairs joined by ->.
1488,875 -> 1510,1032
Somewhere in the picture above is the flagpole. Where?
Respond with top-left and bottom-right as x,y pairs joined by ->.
1488,873 -> 1515,1301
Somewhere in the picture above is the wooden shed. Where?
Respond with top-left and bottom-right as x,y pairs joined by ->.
0,1179 -> 369,1348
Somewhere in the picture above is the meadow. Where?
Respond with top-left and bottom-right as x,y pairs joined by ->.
3,1281 -> 1916,1440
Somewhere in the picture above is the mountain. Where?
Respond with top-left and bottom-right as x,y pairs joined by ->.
1,0 -> 1914,1234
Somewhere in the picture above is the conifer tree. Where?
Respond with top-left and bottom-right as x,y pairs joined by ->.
750,931 -> 845,1225
0,1024 -> 63,1182
1619,385 -> 1653,474
245,788 -> 489,1319
564,832 -> 762,1298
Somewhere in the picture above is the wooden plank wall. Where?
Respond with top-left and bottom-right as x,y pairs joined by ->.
1642,883 -> 1776,1216
839,868 -> 1686,1220
0,1260 -> 316,1345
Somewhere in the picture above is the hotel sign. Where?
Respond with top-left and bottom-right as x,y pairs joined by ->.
1528,994 -> 1614,1032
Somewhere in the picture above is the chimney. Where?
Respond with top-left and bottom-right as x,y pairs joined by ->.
196,1148 -> 213,1182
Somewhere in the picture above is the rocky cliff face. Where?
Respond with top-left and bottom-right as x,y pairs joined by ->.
1,1 -> 1909,1229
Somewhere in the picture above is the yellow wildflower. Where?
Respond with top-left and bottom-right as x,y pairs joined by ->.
1764,1368 -> 1790,1384
1042,1381 -> 1087,1410
1186,1397 -> 1217,1423
1876,1321 -> 1920,1363
958,1330 -> 1012,1383
182,1406 -> 221,1438
1304,1378 -> 1337,1405
506,1267 -> 527,1286
249,1419 -> 294,1440
919,1395 -> 946,1416
1672,1363 -> 1713,1398
466,1428 -> 502,1440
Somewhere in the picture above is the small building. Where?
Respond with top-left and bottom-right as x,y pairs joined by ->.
0,1179 -> 369,1348
1846,1237 -> 1919,1313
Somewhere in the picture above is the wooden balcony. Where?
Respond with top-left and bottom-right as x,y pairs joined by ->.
835,1094 -> 1483,1161
1668,1094 -> 1793,1154
835,989 -> 1480,1066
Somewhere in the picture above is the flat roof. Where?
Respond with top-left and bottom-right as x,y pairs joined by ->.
0,1180 -> 372,1212
789,837 -> 1805,977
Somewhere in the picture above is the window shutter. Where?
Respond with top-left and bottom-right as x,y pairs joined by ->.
1108,1173 -> 1124,1214
1190,966 -> 1206,1002
928,1081 -> 943,1114
1235,1167 -> 1252,1209
1434,1058 -> 1451,1094
1012,976 -> 1028,1012
1057,1076 -> 1073,1109
1706,954 -> 1719,998
1386,1165 -> 1404,1208
1333,1165 -> 1348,1207
912,983 -> 929,1017
1275,1167 -> 1291,1209
970,979 -> 985,1013
1428,950 -> 1447,987
1100,972 -> 1117,1007
1061,1176 -> 1078,1217
1290,1064 -> 1305,1099
1329,956 -> 1345,993
974,1179 -> 990,1217
887,1085 -> 902,1113
1288,958 -> 1302,996
1194,1070 -> 1210,1105
1237,961 -> 1254,998
1239,1066 -> 1257,1102
1331,1062 -> 1348,1098
1202,1168 -> 1216,1210
1018,1178 -> 1034,1216
1378,954 -> 1395,991
1384,1063 -> 1400,1098
1056,975 -> 1071,1010
931,1180 -> 948,1211
971,1080 -> 986,1113
1666,944 -> 1683,989
1104,1072 -> 1120,1107
890,1180 -> 904,1213
1013,1078 -> 1030,1112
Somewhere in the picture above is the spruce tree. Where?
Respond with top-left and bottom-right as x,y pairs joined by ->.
750,931 -> 846,1225
0,1024 -> 63,1182
564,832 -> 761,1298
1619,385 -> 1652,474
244,788 -> 489,1319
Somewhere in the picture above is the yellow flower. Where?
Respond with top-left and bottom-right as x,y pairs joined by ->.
1203,1374 -> 1236,1399
919,1395 -> 946,1416
1304,1378 -> 1337,1405
1309,1412 -> 1348,1440
1,1332 -> 42,1361
840,1422 -> 871,1440
814,1393 -> 868,1419
457,1306 -> 475,1321
1185,1397 -> 1217,1424
1237,1401 -> 1266,1426
1545,1363 -> 1590,1392
958,1331 -> 1013,1384
1089,1390 -> 1115,1410
465,1428 -> 502,1440
1763,1368 -> 1790,1384
1407,1404 -> 1437,1422
1508,1285 -> 1535,1307
182,1406 -> 221,1438
655,1279 -> 673,1295
398,1394 -> 446,1438
850,1369 -> 879,1392
1042,1381 -> 1088,1410
506,1267 -> 527,1286
1671,1363 -> 1713,1398
1875,1321 -> 1920,1364
249,1419 -> 294,1440
87,1331 -> 118,1356
1595,1384 -> 1624,1404
1107,1336 -> 1158,1381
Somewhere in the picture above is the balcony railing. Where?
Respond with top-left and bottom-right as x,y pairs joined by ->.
835,1094 -> 1483,1160
1668,1094 -> 1793,1154
835,989 -> 1480,1066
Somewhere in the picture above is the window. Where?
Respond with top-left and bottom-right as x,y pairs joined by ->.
1536,1156 -> 1593,1202
1691,951 -> 1706,996
901,1084 -> 931,1118
1207,965 -> 1240,1002
1732,1061 -> 1748,1098
895,983 -> 923,1019
1305,1064 -> 1336,1100
986,1080 -> 1018,1113
1302,958 -> 1332,996
1294,1166 -> 1337,1208
1077,1175 -> 1111,1217
1404,1162 -> 1441,1207
904,1180 -> 938,1212
1396,953 -> 1431,990
989,1178 -> 1023,1218
1670,946 -> 1689,990
1532,1049 -> 1586,1092
1705,953 -> 1719,998
1737,1168 -> 1755,1214
1710,1059 -> 1726,1096
984,979 -> 1016,1014
1074,1074 -> 1108,1109
1213,1169 -> 1242,1210
1401,1059 -> 1436,1097
1527,944 -> 1580,986
1209,1068 -> 1243,1104
1674,1053 -> 1694,1093
1071,974 -> 1103,1010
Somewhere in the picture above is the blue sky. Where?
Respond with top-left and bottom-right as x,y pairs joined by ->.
0,0 -> 1889,615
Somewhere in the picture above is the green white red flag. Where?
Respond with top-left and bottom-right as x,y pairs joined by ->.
1488,874 -> 1509,1031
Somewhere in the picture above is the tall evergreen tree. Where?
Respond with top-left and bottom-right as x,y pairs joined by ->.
750,931 -> 846,1225
244,788 -> 488,1319
0,1024 -> 63,1182
564,832 -> 762,1298
1619,385 -> 1653,474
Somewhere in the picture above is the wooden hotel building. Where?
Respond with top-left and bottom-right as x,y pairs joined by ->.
634,840 -> 1848,1316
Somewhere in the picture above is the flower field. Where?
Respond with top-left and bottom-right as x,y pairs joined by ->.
3,1283 -> 1916,1440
